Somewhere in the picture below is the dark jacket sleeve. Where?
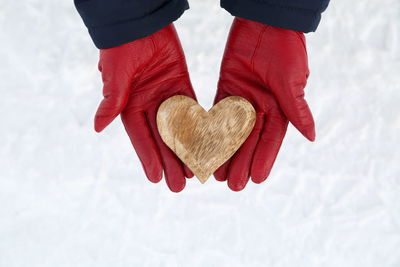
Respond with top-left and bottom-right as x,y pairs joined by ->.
74,0 -> 189,49
221,0 -> 330,33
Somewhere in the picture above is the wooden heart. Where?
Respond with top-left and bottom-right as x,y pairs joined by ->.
156,95 -> 256,183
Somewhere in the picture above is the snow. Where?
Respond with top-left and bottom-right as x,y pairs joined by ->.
1,0 -> 400,266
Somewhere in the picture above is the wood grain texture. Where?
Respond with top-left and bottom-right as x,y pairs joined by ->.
157,95 -> 256,183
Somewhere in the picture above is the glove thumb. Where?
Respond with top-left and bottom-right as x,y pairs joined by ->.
94,60 -> 130,132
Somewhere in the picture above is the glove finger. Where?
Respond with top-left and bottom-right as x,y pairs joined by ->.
121,110 -> 163,183
251,110 -> 288,184
271,74 -> 315,141
227,113 -> 265,191
94,65 -> 131,133
147,109 -> 186,193
184,165 -> 194,178
214,159 -> 231,182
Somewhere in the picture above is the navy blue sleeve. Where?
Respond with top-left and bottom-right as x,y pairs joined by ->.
221,0 -> 330,33
74,0 -> 189,49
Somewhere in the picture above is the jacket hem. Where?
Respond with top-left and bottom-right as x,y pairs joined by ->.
88,0 -> 189,49
221,0 -> 322,33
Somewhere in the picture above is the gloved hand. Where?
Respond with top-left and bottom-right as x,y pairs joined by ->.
214,18 -> 315,191
94,24 -> 196,192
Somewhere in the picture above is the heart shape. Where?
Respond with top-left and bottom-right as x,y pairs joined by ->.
157,95 -> 256,183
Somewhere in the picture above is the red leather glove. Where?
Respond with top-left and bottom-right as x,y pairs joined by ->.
94,24 -> 196,192
214,18 -> 315,191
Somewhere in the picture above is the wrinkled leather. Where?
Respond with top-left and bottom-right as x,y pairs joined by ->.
214,18 -> 315,191
94,24 -> 196,192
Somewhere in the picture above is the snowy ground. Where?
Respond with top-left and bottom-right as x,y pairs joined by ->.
1,0 -> 400,266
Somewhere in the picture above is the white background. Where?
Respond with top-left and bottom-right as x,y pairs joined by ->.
1,0 -> 400,266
